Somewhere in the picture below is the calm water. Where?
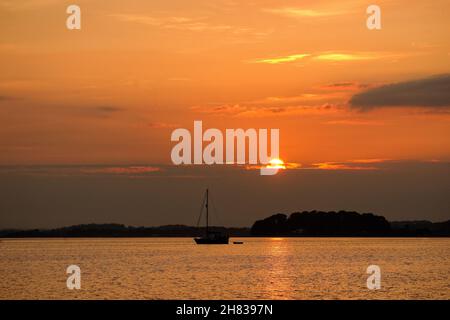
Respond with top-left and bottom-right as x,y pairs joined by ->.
0,238 -> 449,300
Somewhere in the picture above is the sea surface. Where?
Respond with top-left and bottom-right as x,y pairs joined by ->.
0,238 -> 448,299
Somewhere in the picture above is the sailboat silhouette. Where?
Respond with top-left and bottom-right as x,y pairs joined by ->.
194,189 -> 229,244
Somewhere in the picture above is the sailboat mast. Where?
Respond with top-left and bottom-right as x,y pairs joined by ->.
206,188 -> 209,234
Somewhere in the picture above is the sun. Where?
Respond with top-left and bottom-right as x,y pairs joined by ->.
267,158 -> 286,169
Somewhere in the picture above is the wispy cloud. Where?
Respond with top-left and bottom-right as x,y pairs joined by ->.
324,119 -> 385,126
264,7 -> 348,18
304,159 -> 413,170
191,87 -> 350,118
251,54 -> 310,64
310,162 -> 378,170
308,159 -> 394,170
0,165 -> 162,177
314,53 -> 379,61
347,158 -> 392,164
0,0 -> 60,11
167,77 -> 191,82
253,94 -> 327,104
0,95 -> 16,102
93,106 -> 122,113
245,162 -> 302,171
250,52 -> 388,65
245,159 -> 394,172
191,103 -> 341,118
81,106 -> 123,118
110,14 -> 251,34
148,122 -> 179,129
80,166 -> 161,175
320,82 -> 369,91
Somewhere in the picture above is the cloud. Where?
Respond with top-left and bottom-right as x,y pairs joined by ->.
245,159 -> 394,171
0,0 -> 60,11
347,158 -> 392,164
80,166 -> 161,175
245,162 -> 302,171
251,54 -> 310,64
350,74 -> 450,109
168,77 -> 191,82
67,105 -> 125,119
191,90 -> 348,118
148,122 -> 179,129
250,52 -> 387,65
310,162 -> 378,170
191,103 -> 340,117
0,165 -> 162,177
110,14 -> 251,34
82,106 -> 123,118
0,95 -> 15,101
264,7 -> 348,18
255,94 -> 328,104
313,53 -> 378,61
306,159 -> 394,170
320,82 -> 369,91
324,119 -> 384,126
94,106 -> 122,113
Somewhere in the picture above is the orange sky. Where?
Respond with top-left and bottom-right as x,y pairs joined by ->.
1,0 -> 449,165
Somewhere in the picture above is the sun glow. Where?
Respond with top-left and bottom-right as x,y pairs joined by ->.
267,158 -> 286,169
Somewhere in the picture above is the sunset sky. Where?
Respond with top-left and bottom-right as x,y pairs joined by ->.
0,0 -> 449,228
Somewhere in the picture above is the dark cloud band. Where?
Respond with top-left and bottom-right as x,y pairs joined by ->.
350,74 -> 450,109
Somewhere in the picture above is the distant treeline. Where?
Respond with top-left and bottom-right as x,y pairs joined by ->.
251,211 -> 450,237
1,211 -> 449,237
0,224 -> 250,238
